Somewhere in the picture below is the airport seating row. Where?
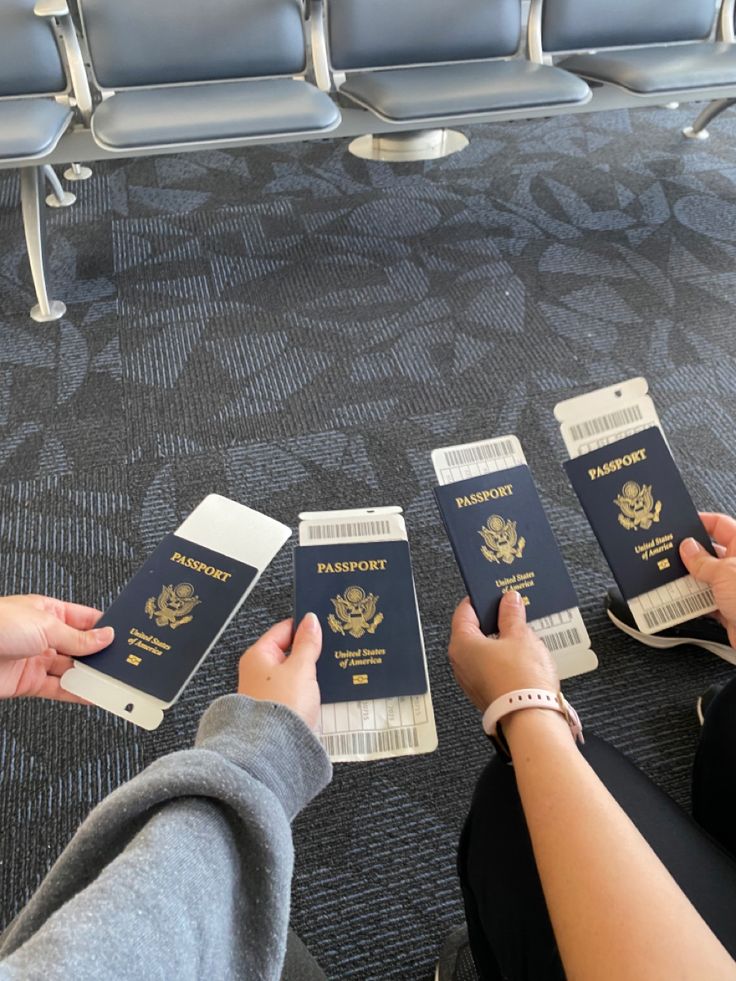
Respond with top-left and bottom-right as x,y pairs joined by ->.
3,0 -> 736,321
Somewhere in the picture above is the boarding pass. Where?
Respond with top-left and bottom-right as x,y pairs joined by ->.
432,435 -> 597,680
298,507 -> 438,763
555,378 -> 716,634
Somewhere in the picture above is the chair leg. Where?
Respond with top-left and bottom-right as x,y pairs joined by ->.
683,98 -> 736,141
20,166 -> 66,323
63,161 -> 92,182
43,165 -> 76,208
348,129 -> 469,162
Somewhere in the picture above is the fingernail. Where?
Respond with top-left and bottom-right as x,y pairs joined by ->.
506,590 -> 523,607
303,612 -> 320,632
94,626 -> 114,644
680,538 -> 701,558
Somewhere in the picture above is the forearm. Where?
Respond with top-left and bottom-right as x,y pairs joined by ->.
505,710 -> 736,981
1,798 -> 262,980
0,697 -> 331,979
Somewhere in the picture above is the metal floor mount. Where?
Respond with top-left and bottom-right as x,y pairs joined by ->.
348,128 -> 469,162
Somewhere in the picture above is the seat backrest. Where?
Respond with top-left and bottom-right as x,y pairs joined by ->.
542,0 -> 716,52
79,0 -> 307,88
327,0 -> 521,71
0,0 -> 66,97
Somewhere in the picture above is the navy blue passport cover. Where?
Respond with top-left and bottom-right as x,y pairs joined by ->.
434,465 -> 578,635
564,427 -> 714,600
294,540 -> 427,704
82,534 -> 258,703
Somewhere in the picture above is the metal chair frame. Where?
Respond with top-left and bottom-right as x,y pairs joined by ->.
681,0 -> 736,139
5,0 -> 736,321
1,1 -> 93,321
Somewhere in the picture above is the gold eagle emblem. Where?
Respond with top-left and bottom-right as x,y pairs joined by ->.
145,582 -> 200,629
327,585 -> 383,639
614,481 -> 662,531
479,515 -> 526,565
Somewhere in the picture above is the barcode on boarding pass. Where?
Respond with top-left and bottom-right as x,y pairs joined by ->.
305,519 -> 392,541
321,727 -> 419,757
442,439 -> 517,468
640,589 -> 715,631
568,405 -> 643,443
540,627 -> 581,653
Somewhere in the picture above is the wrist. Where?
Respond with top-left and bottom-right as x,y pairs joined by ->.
503,705 -> 576,751
196,695 -> 331,819
483,687 -> 583,757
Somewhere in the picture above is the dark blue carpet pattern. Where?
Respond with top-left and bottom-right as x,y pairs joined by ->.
1,105 -> 735,980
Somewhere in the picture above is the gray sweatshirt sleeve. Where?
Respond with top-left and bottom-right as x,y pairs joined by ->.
0,695 -> 332,981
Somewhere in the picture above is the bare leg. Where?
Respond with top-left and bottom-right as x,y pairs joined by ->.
683,98 -> 736,141
20,166 -> 66,323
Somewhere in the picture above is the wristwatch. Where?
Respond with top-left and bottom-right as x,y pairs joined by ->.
482,688 -> 584,757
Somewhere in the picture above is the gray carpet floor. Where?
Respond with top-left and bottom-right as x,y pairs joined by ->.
1,103 -> 735,980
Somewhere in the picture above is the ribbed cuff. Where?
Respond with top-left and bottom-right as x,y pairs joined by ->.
195,695 -> 332,821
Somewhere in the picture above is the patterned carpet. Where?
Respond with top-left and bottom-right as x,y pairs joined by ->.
1,103 -> 736,980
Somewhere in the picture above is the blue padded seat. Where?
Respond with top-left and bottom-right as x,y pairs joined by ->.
0,0 -> 71,161
339,61 -> 590,121
80,0 -> 308,87
328,0 -> 522,70
91,79 -> 340,151
80,0 -> 341,152
328,0 -> 589,123
542,0 -> 715,53
0,0 -> 67,96
560,43 -> 736,95
0,1 -> 71,163
0,100 -> 72,159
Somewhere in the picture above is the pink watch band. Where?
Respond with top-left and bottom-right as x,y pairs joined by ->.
482,688 -> 584,745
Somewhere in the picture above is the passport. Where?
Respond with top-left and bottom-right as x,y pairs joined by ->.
83,534 -> 258,703
434,465 -> 578,635
293,540 -> 427,704
564,427 -> 715,600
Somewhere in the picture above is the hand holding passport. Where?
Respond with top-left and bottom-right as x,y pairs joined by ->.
60,495 -> 292,730
565,428 -> 715,600
293,540 -> 427,704
61,381 -> 724,740
434,466 -> 578,636
85,534 -> 259,704
430,435 -> 597,680
564,426 -> 717,633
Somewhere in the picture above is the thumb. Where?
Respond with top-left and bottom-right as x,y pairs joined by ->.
42,616 -> 114,657
450,596 -> 483,640
680,538 -> 720,584
289,612 -> 322,668
497,590 -> 527,637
